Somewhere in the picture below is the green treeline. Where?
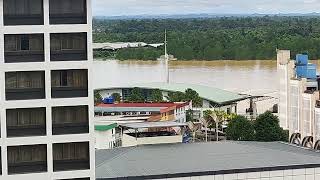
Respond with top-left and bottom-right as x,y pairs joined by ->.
93,16 -> 320,60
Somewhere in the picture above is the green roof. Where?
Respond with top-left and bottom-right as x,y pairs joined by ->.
95,123 -> 117,131
131,82 -> 247,105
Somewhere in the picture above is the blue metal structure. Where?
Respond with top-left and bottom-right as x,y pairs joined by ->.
295,54 -> 317,79
103,96 -> 115,104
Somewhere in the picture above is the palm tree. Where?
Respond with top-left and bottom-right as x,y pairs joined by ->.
210,110 -> 229,142
200,117 -> 210,142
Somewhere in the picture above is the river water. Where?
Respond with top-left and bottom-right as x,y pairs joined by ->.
93,60 -> 279,95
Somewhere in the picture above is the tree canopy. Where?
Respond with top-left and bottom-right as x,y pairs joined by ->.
150,89 -> 164,102
167,88 -> 202,107
226,115 -> 255,141
128,87 -> 145,102
94,90 -> 103,104
254,111 -> 288,142
111,93 -> 121,102
93,16 -> 320,60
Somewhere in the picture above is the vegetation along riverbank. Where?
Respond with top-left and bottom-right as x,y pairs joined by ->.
93,16 -> 320,61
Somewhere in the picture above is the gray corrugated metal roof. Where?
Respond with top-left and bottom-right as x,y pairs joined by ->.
96,141 -> 320,179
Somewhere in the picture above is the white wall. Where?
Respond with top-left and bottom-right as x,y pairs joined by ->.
165,168 -> 320,180
95,130 -> 115,150
0,0 -> 95,179
122,134 -> 182,147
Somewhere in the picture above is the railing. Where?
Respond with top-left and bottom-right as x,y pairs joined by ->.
52,123 -> 88,135
7,125 -> 46,137
50,49 -> 87,61
49,13 -> 87,24
8,161 -> 47,174
53,159 -> 89,172
51,87 -> 88,98
5,51 -> 44,63
4,14 -> 44,26
6,88 -> 45,100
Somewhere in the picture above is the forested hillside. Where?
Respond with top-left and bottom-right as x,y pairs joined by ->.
93,16 -> 320,60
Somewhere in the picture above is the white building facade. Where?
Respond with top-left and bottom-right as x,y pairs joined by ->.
0,0 -> 95,179
277,50 -> 320,150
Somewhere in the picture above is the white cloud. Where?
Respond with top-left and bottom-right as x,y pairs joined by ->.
92,0 -> 320,16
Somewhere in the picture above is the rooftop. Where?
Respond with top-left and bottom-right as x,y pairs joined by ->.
120,121 -> 187,129
96,141 -> 320,180
97,82 -> 248,105
95,102 -> 189,113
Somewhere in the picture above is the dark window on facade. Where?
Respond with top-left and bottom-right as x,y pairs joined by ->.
6,108 -> 46,137
49,0 -> 87,24
53,142 -> 89,171
4,34 -> 45,63
7,144 -> 47,174
20,36 -> 30,50
52,106 -> 89,135
51,69 -> 88,98
50,33 -> 87,61
5,71 -> 45,100
52,70 -> 87,88
3,0 -> 44,25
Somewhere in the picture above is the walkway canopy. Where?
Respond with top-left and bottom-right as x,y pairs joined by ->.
120,121 -> 187,130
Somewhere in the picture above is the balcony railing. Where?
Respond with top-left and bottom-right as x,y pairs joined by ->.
6,88 -> 45,100
5,51 -> 44,63
53,159 -> 89,172
50,13 -> 87,25
51,87 -> 88,98
50,49 -> 87,61
8,161 -> 47,174
7,125 -> 46,138
52,123 -> 89,135
4,14 -> 44,26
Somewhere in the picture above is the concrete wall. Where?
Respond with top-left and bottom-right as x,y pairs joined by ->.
277,50 -> 295,130
165,168 -> 320,180
95,129 -> 115,150
122,134 -> 182,147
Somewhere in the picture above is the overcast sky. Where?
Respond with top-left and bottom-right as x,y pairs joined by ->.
93,0 -> 320,16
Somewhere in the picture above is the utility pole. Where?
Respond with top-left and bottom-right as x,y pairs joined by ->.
164,29 -> 169,84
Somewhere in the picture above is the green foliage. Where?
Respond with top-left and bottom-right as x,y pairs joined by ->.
167,91 -> 187,102
94,91 -> 103,104
185,89 -> 203,107
186,109 -> 194,122
150,89 -> 163,102
166,88 -> 203,107
111,93 -> 121,102
254,111 -> 287,142
128,87 -> 145,102
226,115 -> 255,141
93,17 -> 320,60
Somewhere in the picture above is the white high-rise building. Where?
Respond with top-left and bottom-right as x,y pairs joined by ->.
277,50 -> 320,150
277,50 -> 295,130
0,0 -> 95,179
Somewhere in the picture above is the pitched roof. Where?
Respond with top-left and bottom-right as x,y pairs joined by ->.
96,141 -> 320,180
97,82 -> 248,105
95,123 -> 117,131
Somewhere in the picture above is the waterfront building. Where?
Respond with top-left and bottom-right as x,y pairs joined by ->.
96,141 -> 320,180
96,82 -> 247,118
0,0 -> 95,179
277,50 -> 320,150
94,102 -> 191,149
